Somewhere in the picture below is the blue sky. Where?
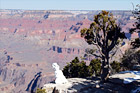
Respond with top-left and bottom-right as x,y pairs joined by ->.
0,0 -> 139,10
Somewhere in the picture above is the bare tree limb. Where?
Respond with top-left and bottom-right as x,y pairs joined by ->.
110,46 -> 119,59
92,54 -> 102,58
91,41 -> 105,57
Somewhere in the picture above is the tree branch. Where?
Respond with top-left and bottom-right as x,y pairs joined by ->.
110,46 -> 119,59
108,22 -> 120,52
92,41 -> 105,57
91,53 -> 102,58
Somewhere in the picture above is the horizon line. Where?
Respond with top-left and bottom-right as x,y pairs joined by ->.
0,9 -> 132,11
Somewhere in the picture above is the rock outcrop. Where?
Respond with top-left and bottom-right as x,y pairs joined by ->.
43,71 -> 140,93
43,78 -> 97,93
0,55 -> 54,93
43,77 -> 139,93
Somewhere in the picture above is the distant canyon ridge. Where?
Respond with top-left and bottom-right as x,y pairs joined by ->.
0,10 -> 138,92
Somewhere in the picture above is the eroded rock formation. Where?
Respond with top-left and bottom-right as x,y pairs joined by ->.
0,10 -> 138,92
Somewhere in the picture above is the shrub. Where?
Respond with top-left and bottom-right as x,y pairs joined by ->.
63,57 -> 90,78
89,59 -> 101,76
63,57 -> 128,78
77,61 -> 90,78
36,88 -> 46,93
63,57 -> 102,78
121,49 -> 140,70
110,61 -> 121,73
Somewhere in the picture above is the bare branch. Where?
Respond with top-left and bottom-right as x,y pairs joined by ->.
110,46 -> 118,59
91,41 -> 105,57
91,54 -> 102,58
131,2 -> 135,12
86,52 -> 102,58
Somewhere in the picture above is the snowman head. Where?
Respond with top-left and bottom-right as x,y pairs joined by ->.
52,63 -> 60,71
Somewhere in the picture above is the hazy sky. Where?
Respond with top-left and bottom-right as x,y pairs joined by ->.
0,0 -> 139,10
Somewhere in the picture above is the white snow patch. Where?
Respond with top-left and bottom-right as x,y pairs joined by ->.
119,71 -> 140,84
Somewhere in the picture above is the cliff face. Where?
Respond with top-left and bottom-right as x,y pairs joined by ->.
0,10 -> 138,92
0,53 -> 55,92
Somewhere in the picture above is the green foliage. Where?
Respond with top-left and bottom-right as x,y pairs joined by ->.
63,57 -> 103,78
130,4 -> 140,48
63,57 -> 90,78
131,38 -> 140,48
130,4 -> 140,33
36,88 -> 46,93
81,11 -> 126,45
110,61 -> 121,73
121,49 -> 140,70
89,59 -> 101,76
63,56 -> 134,78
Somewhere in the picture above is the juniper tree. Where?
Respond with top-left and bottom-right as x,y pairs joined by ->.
81,11 -> 126,82
130,4 -> 140,48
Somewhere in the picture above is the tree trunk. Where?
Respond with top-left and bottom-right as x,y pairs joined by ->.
101,54 -> 110,82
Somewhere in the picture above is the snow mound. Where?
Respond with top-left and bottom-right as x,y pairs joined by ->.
119,71 -> 140,84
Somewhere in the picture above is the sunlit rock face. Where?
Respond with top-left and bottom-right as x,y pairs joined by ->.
0,10 -> 137,92
43,78 -> 94,93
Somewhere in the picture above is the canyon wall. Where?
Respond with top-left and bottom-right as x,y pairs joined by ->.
0,10 -> 138,92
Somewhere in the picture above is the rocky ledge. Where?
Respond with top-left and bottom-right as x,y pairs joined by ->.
43,71 -> 140,93
43,78 -> 100,93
